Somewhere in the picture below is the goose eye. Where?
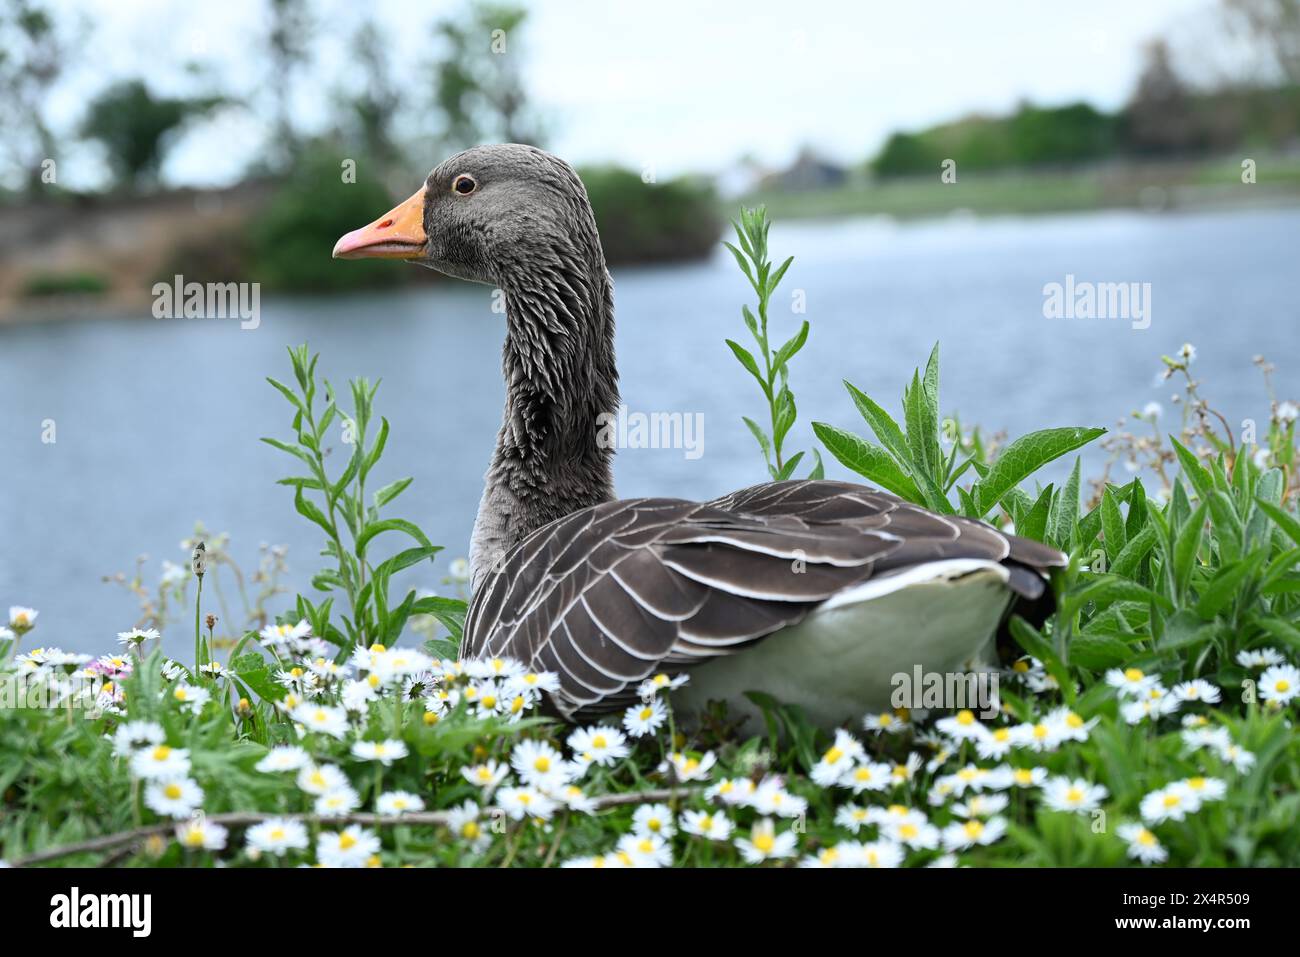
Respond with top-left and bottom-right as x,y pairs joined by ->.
453,175 -> 477,195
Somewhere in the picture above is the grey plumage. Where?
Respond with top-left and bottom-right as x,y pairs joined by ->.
358,144 -> 1066,721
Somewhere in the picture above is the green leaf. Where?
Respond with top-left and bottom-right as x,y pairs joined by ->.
1255,499 -> 1300,548
355,518 -> 435,558
1196,551 -> 1266,620
1100,486 -> 1127,561
813,422 -> 921,502
374,477 -> 414,508
743,416 -> 773,465
843,380 -> 911,467
772,320 -> 809,370
1172,500 -> 1208,598
725,339 -> 770,398
1047,458 -> 1082,549
973,427 -> 1105,518
1170,438 -> 1213,500
1111,522 -> 1158,579
1019,484 -> 1054,542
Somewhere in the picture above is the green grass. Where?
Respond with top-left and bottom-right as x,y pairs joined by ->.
742,154 -> 1300,222
1,210 -> 1298,868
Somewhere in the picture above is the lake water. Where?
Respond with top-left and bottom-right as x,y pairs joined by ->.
3,206 -> 1298,656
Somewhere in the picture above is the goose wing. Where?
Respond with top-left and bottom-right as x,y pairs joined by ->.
461,480 -> 1063,717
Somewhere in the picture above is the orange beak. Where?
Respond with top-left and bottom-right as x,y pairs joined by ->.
332,187 -> 428,260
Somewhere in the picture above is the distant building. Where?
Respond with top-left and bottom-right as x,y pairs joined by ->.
762,147 -> 848,192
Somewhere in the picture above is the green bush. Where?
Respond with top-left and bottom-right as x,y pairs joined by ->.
245,148 -> 410,292
579,166 -> 720,265
20,271 -> 110,297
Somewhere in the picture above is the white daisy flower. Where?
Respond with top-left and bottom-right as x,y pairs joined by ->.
351,739 -> 409,765
466,656 -> 524,681
1004,766 -> 1047,789
616,832 -> 673,868
144,777 -> 204,818
1217,742 -> 1256,773
1042,777 -> 1108,814
1179,342 -> 1197,363
1046,706 -> 1096,742
567,725 -> 630,767
706,777 -> 757,806
259,620 -> 312,648
315,786 -> 361,818
554,784 -> 597,815
130,744 -> 191,780
256,746 -> 311,773
1140,784 -> 1192,823
112,721 -> 165,757
843,760 -> 893,794
1278,400 -> 1299,423
751,777 -> 808,818
735,818 -> 797,864
504,669 -> 561,696
936,709 -> 985,742
636,672 -> 690,698
973,724 -> 1017,759
7,607 -> 38,632
622,697 -> 668,737
1259,664 -> 1299,705
1118,823 -> 1167,864
889,753 -> 924,785
952,793 -> 1009,818
245,818 -> 309,857
341,679 -> 379,712
317,825 -> 380,868
1171,679 -> 1221,704
561,853 -> 626,869
1236,647 -> 1284,668
497,785 -> 557,821
511,739 -> 571,790
840,839 -> 905,868
291,702 -> 350,739
1122,695 -> 1180,725
941,816 -> 1007,850
461,761 -> 508,790
1009,719 -> 1064,752
800,846 -> 845,869
862,710 -> 908,735
1178,775 -> 1227,809
117,627 -> 160,647
296,764 -> 348,795
680,809 -> 733,841
446,800 -> 492,851
376,791 -> 425,816
1105,667 -> 1159,697
170,683 -> 210,714
1182,725 -> 1231,753
176,818 -> 228,851
631,803 -> 677,839
662,751 -> 717,783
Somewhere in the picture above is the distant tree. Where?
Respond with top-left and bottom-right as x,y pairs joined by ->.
0,0 -> 76,193
1222,0 -> 1300,84
264,0 -> 314,168
80,80 -> 224,191
428,2 -> 544,150
871,132 -> 939,177
1123,40 -> 1205,155
336,19 -> 404,176
1009,102 -> 1118,165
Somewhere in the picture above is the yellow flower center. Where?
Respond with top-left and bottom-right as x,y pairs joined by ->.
534,757 -> 550,772
993,728 -> 1010,742
592,735 -> 608,749
152,746 -> 172,761
1124,668 -> 1144,682
753,832 -> 775,853
1187,777 -> 1206,791
1013,769 -> 1034,785
963,820 -> 984,838
1013,660 -> 1029,673
899,823 -> 918,839
824,746 -> 844,764
463,822 -> 480,839
1163,793 -> 1181,808
367,674 -> 380,688
182,828 -> 204,847
290,667 -> 303,678
1066,712 -> 1084,728
1277,679 -> 1291,692
423,712 -> 438,725
339,833 -> 357,850
956,709 -> 974,725
1136,829 -> 1156,846
638,707 -> 653,720
164,783 -> 183,799
1032,724 -> 1048,739
1066,787 -> 1084,803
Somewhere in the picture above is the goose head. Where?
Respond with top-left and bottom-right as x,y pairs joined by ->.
332,143 -> 606,289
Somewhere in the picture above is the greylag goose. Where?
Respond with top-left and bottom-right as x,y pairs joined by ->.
333,144 -> 1064,728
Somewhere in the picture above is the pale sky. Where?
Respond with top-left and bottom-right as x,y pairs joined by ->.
45,0 -> 1219,187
